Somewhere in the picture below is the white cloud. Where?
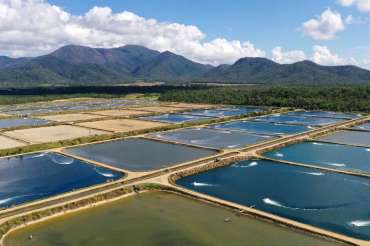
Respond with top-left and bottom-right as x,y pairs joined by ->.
271,47 -> 306,64
345,15 -> 353,24
311,45 -> 370,69
0,0 -> 264,65
338,0 -> 370,12
301,9 -> 347,40
311,45 -> 346,65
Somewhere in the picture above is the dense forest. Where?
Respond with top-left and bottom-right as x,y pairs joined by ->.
159,85 -> 370,112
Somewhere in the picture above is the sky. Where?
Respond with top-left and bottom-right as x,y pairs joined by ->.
1,0 -> 370,68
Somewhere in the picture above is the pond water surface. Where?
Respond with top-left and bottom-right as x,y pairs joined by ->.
264,141 -> 370,174
66,138 -> 217,171
0,152 -> 122,208
176,159 -> 370,240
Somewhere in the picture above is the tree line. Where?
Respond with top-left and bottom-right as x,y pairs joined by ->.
159,85 -> 370,112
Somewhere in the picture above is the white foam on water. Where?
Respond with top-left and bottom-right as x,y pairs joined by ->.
217,130 -> 232,134
262,198 -> 293,209
0,193 -> 46,206
275,152 -> 284,157
312,142 -> 324,146
323,162 -> 346,167
262,198 -> 330,211
365,148 -> 370,152
26,152 -> 48,159
232,161 -> 258,168
348,220 -> 370,227
343,178 -> 370,187
0,197 -> 13,205
227,144 -> 240,148
307,125 -> 314,129
299,171 -> 325,176
248,161 -> 258,167
192,182 -> 216,187
49,154 -> 74,165
94,167 -> 116,178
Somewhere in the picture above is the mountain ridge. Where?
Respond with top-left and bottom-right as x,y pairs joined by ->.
0,44 -> 369,86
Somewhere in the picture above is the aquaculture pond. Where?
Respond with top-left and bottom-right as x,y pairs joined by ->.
318,130 -> 370,147
140,113 -> 213,123
2,99 -> 140,116
186,106 -> 263,118
0,152 -> 122,208
0,118 -> 49,129
287,111 -> 359,119
264,141 -> 370,174
211,120 -> 313,136
176,159 -> 370,240
353,122 -> 370,131
149,128 -> 274,149
254,114 -> 344,126
66,138 -> 217,172
4,192 -> 335,246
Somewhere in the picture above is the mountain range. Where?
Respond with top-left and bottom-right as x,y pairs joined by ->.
0,44 -> 370,87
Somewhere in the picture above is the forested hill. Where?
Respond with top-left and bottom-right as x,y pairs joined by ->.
0,45 -> 370,87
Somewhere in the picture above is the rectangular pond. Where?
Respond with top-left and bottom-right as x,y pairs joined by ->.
254,114 -> 344,126
287,111 -> 359,119
210,120 -> 313,136
176,159 -> 370,240
139,113 -> 214,123
186,106 -> 263,118
66,138 -> 217,172
149,128 -> 274,149
3,99 -> 140,116
353,122 -> 370,131
318,130 -> 370,147
0,118 -> 49,129
264,141 -> 370,174
0,152 -> 122,208
4,192 -> 334,246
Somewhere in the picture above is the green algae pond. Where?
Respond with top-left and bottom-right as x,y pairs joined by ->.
3,192 -> 336,246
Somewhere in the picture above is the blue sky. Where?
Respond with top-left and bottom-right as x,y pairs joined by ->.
1,0 -> 370,68
48,0 -> 370,56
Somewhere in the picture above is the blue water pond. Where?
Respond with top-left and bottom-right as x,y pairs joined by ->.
287,111 -> 359,119
264,141 -> 370,174
149,128 -> 274,149
186,107 -> 263,118
66,138 -> 217,171
0,152 -> 122,208
176,159 -> 370,240
140,113 -> 213,123
318,130 -> 370,147
211,120 -> 313,136
254,114 -> 344,126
